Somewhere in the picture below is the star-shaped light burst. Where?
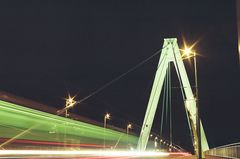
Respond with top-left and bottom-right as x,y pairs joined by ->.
105,113 -> 111,120
180,38 -> 199,59
65,94 -> 77,109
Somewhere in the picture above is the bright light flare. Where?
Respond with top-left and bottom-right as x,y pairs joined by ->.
127,123 -> 132,129
181,47 -> 196,59
105,113 -> 111,120
65,94 -> 77,108
180,37 -> 199,59
184,48 -> 192,57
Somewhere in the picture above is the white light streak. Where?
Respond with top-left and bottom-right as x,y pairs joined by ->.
0,150 -> 169,157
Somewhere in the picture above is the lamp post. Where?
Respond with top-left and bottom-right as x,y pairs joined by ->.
159,139 -> 163,150
154,136 -> 158,150
193,51 -> 202,159
127,123 -> 132,135
64,94 -> 77,147
65,95 -> 77,118
104,113 -> 110,149
127,123 -> 132,146
183,48 -> 202,159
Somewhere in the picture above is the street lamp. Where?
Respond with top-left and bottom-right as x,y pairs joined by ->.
169,144 -> 172,152
127,123 -> 132,135
183,47 -> 202,159
104,113 -> 110,149
65,94 -> 77,117
154,137 -> 158,149
126,123 -> 132,146
159,139 -> 163,150
63,94 -> 77,147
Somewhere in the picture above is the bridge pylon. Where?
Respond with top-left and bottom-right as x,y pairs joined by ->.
137,38 -> 209,156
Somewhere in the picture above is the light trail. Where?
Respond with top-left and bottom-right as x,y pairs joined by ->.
0,138 -> 106,148
168,152 -> 192,156
0,150 -> 170,158
0,125 -> 38,148
0,100 -> 138,149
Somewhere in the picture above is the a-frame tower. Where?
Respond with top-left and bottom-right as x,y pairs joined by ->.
137,38 -> 209,155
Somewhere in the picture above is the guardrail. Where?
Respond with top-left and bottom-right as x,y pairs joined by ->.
205,142 -> 240,159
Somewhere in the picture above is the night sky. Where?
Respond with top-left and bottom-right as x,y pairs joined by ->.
0,0 -> 239,152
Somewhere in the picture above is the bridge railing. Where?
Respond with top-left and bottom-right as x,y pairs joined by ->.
205,142 -> 240,159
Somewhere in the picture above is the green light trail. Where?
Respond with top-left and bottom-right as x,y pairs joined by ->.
0,100 -> 138,149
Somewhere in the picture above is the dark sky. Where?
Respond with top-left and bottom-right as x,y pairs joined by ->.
0,0 -> 239,152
